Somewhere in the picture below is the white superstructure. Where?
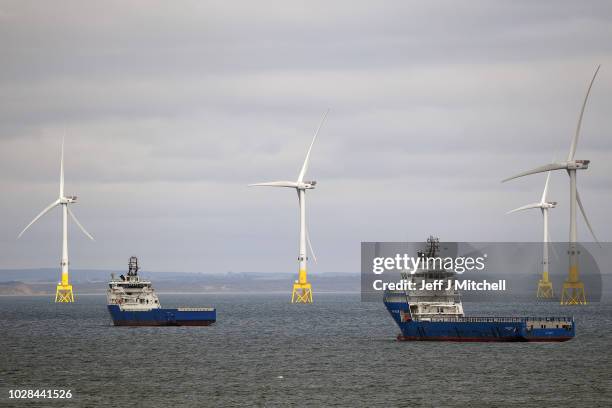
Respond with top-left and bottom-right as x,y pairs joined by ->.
383,237 -> 464,321
107,257 -> 161,311
403,270 -> 464,320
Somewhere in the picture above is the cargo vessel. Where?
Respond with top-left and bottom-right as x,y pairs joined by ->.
383,237 -> 574,342
107,257 -> 216,326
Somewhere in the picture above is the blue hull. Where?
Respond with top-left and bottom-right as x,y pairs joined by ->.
384,301 -> 574,342
107,305 -> 216,326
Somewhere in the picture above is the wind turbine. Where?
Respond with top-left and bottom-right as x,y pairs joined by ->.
17,138 -> 94,302
503,66 -> 601,305
507,171 -> 557,298
249,110 -> 328,303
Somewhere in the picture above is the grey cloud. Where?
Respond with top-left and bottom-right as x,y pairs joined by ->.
1,1 -> 611,273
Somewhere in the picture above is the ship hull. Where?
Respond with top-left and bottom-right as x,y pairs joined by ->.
385,300 -> 574,342
107,305 -> 216,327
394,322 -> 574,342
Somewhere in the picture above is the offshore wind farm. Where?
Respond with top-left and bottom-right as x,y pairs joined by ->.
2,3 -> 612,406
7,65 -> 605,312
503,65 -> 602,305
7,66 -> 606,310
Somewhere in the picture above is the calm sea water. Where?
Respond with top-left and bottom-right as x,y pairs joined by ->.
1,294 -> 611,407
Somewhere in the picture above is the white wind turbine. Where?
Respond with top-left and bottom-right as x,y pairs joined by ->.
503,66 -> 601,305
507,171 -> 557,298
18,138 -> 94,302
249,110 -> 329,303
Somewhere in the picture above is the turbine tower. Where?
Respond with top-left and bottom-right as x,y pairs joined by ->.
250,110 -> 328,304
507,171 -> 557,298
503,66 -> 601,305
18,138 -> 94,302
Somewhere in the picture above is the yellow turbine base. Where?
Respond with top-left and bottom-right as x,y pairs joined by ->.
291,282 -> 313,304
55,284 -> 74,303
536,280 -> 554,299
560,280 -> 586,305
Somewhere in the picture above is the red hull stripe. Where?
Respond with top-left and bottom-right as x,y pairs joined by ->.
113,320 -> 215,327
396,335 -> 572,342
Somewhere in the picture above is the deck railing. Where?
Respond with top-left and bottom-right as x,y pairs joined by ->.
425,316 -> 573,323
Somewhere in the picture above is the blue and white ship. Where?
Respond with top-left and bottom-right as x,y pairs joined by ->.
107,257 -> 216,326
384,238 -> 575,342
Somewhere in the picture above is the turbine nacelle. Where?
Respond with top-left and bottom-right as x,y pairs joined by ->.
60,195 -> 77,204
567,160 -> 589,170
299,181 -> 317,190
542,201 -> 557,209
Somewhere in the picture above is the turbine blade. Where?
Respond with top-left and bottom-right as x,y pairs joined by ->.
506,203 -> 541,214
297,109 -> 329,183
248,181 -> 299,188
502,163 -> 567,183
576,189 -> 599,243
60,135 -> 65,197
68,207 -> 95,241
568,65 -> 601,161
306,226 -> 317,263
17,199 -> 60,238
540,171 -> 552,203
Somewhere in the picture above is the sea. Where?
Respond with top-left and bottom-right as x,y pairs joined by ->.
1,293 -> 611,407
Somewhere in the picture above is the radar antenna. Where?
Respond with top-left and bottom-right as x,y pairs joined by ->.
128,256 -> 139,277
425,236 -> 440,258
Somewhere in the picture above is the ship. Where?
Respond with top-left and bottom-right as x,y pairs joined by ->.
383,237 -> 575,342
107,257 -> 216,326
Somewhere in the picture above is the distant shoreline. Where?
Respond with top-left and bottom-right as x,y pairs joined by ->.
0,290 -> 363,297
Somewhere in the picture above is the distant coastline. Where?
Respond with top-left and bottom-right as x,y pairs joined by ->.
1,268 -> 611,297
0,269 -> 361,296
0,281 -> 46,296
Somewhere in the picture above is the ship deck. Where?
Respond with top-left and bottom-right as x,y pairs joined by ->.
423,316 -> 573,323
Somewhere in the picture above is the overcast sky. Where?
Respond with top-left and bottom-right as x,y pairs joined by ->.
1,1 -> 611,273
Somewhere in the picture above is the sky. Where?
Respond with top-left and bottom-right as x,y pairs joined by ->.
1,1 -> 612,273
